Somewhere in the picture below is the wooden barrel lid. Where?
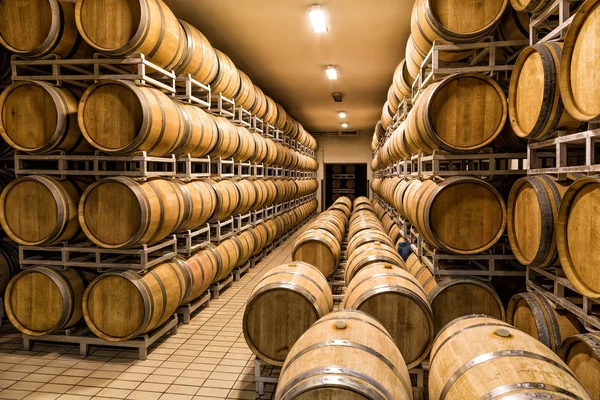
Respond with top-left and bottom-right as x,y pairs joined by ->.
0,0 -> 56,54
425,0 -> 507,36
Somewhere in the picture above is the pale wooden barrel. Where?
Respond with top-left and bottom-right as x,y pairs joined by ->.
263,96 -> 278,126
560,0 -> 600,121
183,248 -> 219,303
507,175 -> 570,268
428,315 -> 590,400
406,254 -> 505,333
407,176 -> 506,255
210,49 -> 241,99
509,42 -> 580,141
6,267 -> 96,336
511,0 -> 556,14
0,242 -> 18,298
243,262 -> 333,366
507,292 -> 581,352
235,230 -> 258,267
78,80 -> 186,156
175,104 -> 218,157
234,70 -> 255,111
251,224 -> 269,256
0,0 -> 93,58
79,177 -> 185,248
75,0 -> 185,70
231,179 -> 257,216
174,180 -> 216,232
262,179 -> 278,206
207,179 -> 240,222
346,242 -> 406,284
292,228 -> 340,278
83,260 -> 186,342
232,126 -> 256,163
560,334 -> 600,400
264,219 -> 279,245
0,81 -> 92,154
249,84 -> 268,118
347,228 -> 394,255
275,309 -> 413,400
343,263 -> 434,368
211,236 -> 241,281
405,73 -> 507,154
176,20 -> 219,85
392,59 -> 414,100
209,116 -> 240,160
274,103 -> 287,130
262,138 -> 278,166
0,176 -> 89,246
250,133 -> 268,164
557,176 -> 600,299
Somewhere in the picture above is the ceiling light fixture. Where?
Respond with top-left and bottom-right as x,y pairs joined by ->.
341,122 -> 349,129
338,111 -> 346,118
309,5 -> 328,33
326,65 -> 338,80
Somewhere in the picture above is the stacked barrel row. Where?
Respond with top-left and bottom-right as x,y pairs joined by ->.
242,196 -> 353,366
291,197 -> 353,278
5,199 -> 318,341
0,0 -> 319,152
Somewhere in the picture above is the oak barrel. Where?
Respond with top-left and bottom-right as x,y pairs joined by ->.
345,241 -> 406,284
507,175 -> 570,268
0,176 -> 89,246
210,116 -> 241,160
6,267 -> 96,336
210,49 -> 241,99
75,0 -> 185,70
182,248 -> 219,304
275,309 -> 413,400
560,334 -> 600,400
243,262 -> 333,366
211,236 -> 241,282
79,177 -> 185,248
292,228 -> 340,278
235,230 -> 257,267
78,80 -> 186,156
0,81 -> 92,154
507,292 -> 581,352
176,20 -> 219,85
83,260 -> 186,341
207,179 -> 240,223
428,315 -> 590,400
235,70 -> 256,111
175,104 -> 218,157
509,42 -> 579,140
343,263 -> 434,368
511,0 -> 556,14
347,229 -> 394,256
174,180 -> 216,232
231,179 -> 257,216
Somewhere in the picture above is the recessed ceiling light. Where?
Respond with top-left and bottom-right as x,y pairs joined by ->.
341,122 -> 348,129
338,111 -> 346,118
326,65 -> 338,80
309,5 -> 328,33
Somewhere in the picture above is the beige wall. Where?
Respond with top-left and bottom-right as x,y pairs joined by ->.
314,133 -> 374,211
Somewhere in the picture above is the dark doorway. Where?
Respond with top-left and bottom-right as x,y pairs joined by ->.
324,163 -> 368,208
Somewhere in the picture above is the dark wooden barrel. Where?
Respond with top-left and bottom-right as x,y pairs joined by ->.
560,334 -> 600,400
6,267 -> 96,336
175,20 -> 219,85
79,177 -> 185,248
75,0 -> 185,70
0,176 -> 89,246
0,242 -> 19,298
83,260 -> 185,341
275,309 -> 413,400
210,49 -> 241,99
0,81 -> 92,154
78,80 -> 186,156
511,0 -> 555,14
507,292 -> 581,352
496,7 -> 530,57
243,262 -> 333,366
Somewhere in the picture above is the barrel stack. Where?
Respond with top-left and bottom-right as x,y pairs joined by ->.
0,0 -> 319,351
372,0 -> 600,398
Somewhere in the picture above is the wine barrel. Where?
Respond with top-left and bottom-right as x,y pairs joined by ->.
235,230 -> 257,267
347,228 -> 394,255
243,262 -> 333,366
509,42 -> 580,140
210,49 -> 241,99
428,315 -> 590,400
560,334 -> 600,400
211,236 -> 241,282
275,309 -> 413,400
0,176 -> 89,246
175,104 -> 218,157
0,242 -> 19,298
0,81 -> 92,154
406,176 -> 506,255
251,224 -> 269,256
176,20 -> 219,85
210,116 -> 240,160
511,0 -> 555,14
79,177 -> 185,248
343,263 -> 433,368
496,7 -> 530,57
292,228 -> 340,278
507,175 -> 570,268
78,80 -> 186,156
208,179 -> 240,223
346,242 -> 406,284
560,0 -> 600,121
83,260 -> 186,342
392,59 -> 413,101
406,254 -> 505,333
0,0 -> 93,58
405,73 -> 507,154
234,70 -> 255,111
249,84 -> 268,118
75,0 -> 185,70
6,267 -> 96,336
507,292 -> 581,352
174,180 -> 216,232
231,179 -> 257,216
183,248 -> 219,304
263,96 -> 278,126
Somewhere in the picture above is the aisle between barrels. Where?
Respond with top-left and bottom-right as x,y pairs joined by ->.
0,221 -> 312,400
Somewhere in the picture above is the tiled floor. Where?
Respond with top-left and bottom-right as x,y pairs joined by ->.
0,226 -> 308,400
